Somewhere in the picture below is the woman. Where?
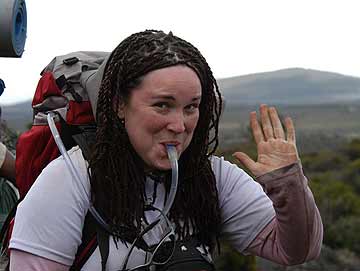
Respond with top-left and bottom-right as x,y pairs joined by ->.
9,30 -> 322,270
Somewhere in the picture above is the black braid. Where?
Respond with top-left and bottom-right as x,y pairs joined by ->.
89,30 -> 223,250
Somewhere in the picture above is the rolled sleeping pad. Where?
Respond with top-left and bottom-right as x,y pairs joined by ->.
0,79 -> 5,96
0,0 -> 27,57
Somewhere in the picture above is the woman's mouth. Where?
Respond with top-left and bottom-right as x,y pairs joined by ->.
160,142 -> 181,157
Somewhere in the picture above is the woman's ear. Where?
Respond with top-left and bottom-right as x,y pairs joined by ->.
113,96 -> 126,118
117,103 -> 126,119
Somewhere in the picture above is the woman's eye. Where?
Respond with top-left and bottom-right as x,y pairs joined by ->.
154,102 -> 170,110
185,104 -> 199,113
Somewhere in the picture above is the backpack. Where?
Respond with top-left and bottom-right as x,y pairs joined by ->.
0,51 -> 110,270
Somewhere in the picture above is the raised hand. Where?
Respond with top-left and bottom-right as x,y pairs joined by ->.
233,104 -> 299,177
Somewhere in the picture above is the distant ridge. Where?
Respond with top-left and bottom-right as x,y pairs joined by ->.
218,68 -> 360,105
1,100 -> 32,132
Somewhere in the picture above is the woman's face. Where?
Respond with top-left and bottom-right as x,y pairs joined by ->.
118,65 -> 202,170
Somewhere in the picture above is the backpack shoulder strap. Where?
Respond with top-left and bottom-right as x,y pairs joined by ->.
96,224 -> 110,271
68,125 -> 103,270
70,124 -> 97,161
70,211 -> 98,270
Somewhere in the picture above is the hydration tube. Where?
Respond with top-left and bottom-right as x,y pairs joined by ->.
163,144 -> 178,217
47,112 -> 179,232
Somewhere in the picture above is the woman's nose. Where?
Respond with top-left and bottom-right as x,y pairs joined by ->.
167,112 -> 186,133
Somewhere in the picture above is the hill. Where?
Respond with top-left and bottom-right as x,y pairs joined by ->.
218,68 -> 360,105
0,100 -> 32,133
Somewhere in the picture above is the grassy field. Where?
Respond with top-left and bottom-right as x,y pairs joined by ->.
219,103 -> 360,154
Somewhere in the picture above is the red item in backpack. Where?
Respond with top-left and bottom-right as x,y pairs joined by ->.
16,71 -> 96,198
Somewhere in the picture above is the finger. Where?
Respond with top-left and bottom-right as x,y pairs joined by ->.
232,152 -> 258,173
260,104 -> 274,140
269,107 -> 285,139
285,117 -> 296,143
250,111 -> 264,144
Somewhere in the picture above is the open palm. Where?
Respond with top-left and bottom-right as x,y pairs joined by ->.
233,104 -> 299,177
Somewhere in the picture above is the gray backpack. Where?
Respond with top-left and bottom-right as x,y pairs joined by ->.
16,51 -> 110,198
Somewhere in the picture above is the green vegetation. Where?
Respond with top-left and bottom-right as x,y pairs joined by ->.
215,242 -> 256,271
303,139 -> 360,255
219,104 -> 360,154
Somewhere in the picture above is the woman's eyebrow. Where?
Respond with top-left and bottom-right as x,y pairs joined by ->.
191,96 -> 201,101
152,95 -> 201,101
152,95 -> 175,100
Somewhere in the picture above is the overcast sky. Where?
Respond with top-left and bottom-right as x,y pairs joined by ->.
1,0 -> 360,105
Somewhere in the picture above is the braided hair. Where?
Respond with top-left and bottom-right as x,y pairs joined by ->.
89,30 -> 223,250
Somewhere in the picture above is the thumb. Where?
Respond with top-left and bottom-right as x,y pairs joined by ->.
232,152 -> 257,173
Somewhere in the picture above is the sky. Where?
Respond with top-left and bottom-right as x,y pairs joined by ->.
1,0 -> 360,105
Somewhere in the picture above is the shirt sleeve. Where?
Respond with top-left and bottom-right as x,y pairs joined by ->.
212,156 -> 275,252
245,162 -> 323,265
9,147 -> 90,266
10,249 -> 69,271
